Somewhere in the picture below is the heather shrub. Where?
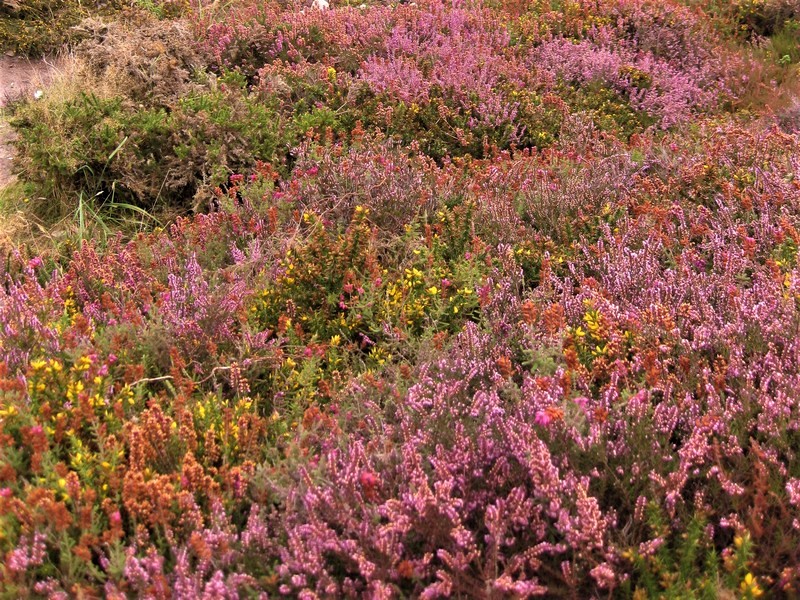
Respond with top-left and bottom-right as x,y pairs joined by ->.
199,0 -> 739,160
279,138 -> 439,234
2,118 -> 800,596
513,150 -> 637,245
264,124 -> 800,597
532,36 -> 723,130
202,2 -> 392,79
5,0 -> 750,229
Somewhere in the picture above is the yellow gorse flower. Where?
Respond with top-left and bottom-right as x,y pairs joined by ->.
30,359 -> 48,371
741,573 -> 763,598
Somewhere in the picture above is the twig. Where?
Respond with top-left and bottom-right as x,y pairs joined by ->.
127,375 -> 174,387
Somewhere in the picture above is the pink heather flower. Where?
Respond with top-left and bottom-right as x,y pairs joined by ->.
638,537 -> 664,556
573,396 -> 589,410
33,580 -> 67,599
720,514 -> 744,531
590,563 -> 616,589
534,410 -> 551,426
787,479 -> 800,505
8,531 -> 47,573
203,571 -> 231,597
634,495 -> 647,521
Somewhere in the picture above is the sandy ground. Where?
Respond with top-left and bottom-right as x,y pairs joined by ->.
0,56 -> 58,188
0,116 -> 15,189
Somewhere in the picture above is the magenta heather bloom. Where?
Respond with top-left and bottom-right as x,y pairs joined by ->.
589,562 -> 616,589
7,531 -> 47,573
532,34 -> 721,128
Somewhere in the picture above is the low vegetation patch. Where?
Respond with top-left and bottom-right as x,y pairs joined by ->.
1,0 -> 799,596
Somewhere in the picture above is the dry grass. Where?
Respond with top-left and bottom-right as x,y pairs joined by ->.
75,16 -> 204,105
0,182 -> 53,255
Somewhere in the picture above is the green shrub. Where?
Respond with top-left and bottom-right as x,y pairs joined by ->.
246,205 -> 492,404
11,80 -> 284,218
768,19 -> 800,64
736,0 -> 800,37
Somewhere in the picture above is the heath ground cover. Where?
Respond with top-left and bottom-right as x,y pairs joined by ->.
1,0 -> 800,597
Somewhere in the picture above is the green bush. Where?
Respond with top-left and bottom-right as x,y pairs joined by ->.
768,19 -> 800,64
11,81 -> 284,217
735,0 -> 800,36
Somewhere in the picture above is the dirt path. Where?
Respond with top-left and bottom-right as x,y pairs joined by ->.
0,56 -> 59,188
0,117 -> 15,189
